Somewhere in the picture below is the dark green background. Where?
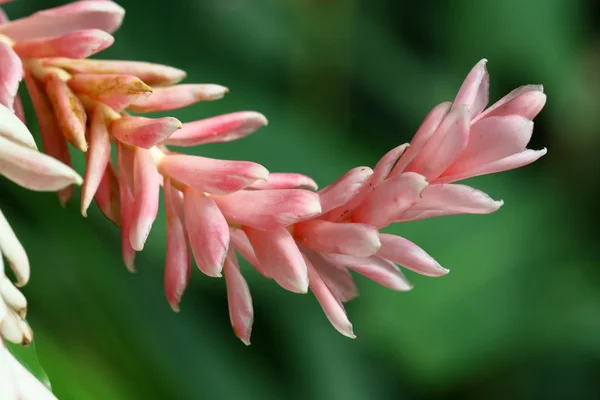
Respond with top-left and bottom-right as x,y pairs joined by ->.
2,0 -> 599,398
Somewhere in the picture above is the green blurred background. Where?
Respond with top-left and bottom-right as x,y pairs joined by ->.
2,0 -> 600,398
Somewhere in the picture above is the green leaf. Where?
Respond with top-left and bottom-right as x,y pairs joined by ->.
6,339 -> 52,391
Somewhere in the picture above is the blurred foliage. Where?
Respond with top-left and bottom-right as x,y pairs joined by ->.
1,0 -> 600,398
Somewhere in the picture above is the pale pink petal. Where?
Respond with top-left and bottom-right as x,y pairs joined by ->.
411,184 -> 503,215
323,145 -> 409,222
244,226 -> 308,293
229,228 -> 266,277
43,58 -> 186,86
0,276 -> 27,317
453,59 -> 489,119
24,72 -> 74,205
351,172 -> 427,228
435,148 -> 548,184
475,85 -> 546,122
184,187 -> 229,277
128,84 -> 229,113
371,143 -> 409,186
1,309 -> 32,345
68,74 -> 151,111
12,95 -> 25,124
0,209 -> 29,286
110,116 -> 182,149
301,247 -> 358,302
94,163 -> 121,226
117,143 -> 136,271
248,172 -> 318,191
215,189 -> 321,229
293,220 -> 381,257
0,135 -> 83,191
318,166 -> 373,216
322,254 -> 412,291
13,29 -> 114,59
164,179 -> 191,312
0,42 -> 22,112
390,102 -> 452,176
129,147 -> 160,251
45,72 -> 88,152
82,106 -> 111,217
405,106 -> 470,180
377,234 -> 448,277
0,103 -> 37,150
163,111 -> 268,146
0,0 -> 125,40
224,249 -> 254,345
444,115 -> 533,179
305,255 -> 355,338
395,209 -> 463,222
158,154 -> 268,195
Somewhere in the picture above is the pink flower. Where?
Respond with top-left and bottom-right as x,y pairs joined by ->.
2,0 -> 548,348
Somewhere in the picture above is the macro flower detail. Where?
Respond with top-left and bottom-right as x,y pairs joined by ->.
2,0 -> 547,367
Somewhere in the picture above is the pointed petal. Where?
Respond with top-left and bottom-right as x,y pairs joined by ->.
248,173 -> 318,191
24,71 -> 74,204
82,106 -> 111,216
0,42 -> 22,112
1,309 -> 32,345
405,106 -> 470,180
377,234 -> 448,277
351,172 -> 428,228
110,116 -> 182,148
0,209 -> 29,286
130,147 -> 160,251
0,276 -> 27,317
43,58 -> 186,86
164,112 -> 268,146
322,254 -> 412,291
440,116 -> 533,182
305,255 -> 355,338
0,0 -> 125,40
0,135 -> 82,191
215,189 -> 321,229
158,154 -> 268,195
128,84 -> 229,113
13,95 -> 26,124
229,228 -> 266,277
319,166 -> 373,216
294,220 -> 381,257
323,145 -> 409,222
117,143 -> 136,271
391,102 -> 452,176
224,249 -> 254,345
302,247 -> 358,302
94,163 -> 121,225
371,143 -> 409,186
164,179 -> 191,312
0,103 -> 37,150
435,148 -> 547,184
13,29 -> 114,59
453,59 -> 489,119
184,187 -> 230,277
475,85 -> 546,122
411,184 -> 503,214
45,72 -> 88,152
244,226 -> 308,293
68,74 -> 151,111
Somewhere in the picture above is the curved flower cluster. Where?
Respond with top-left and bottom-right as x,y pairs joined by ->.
0,2 -> 547,387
